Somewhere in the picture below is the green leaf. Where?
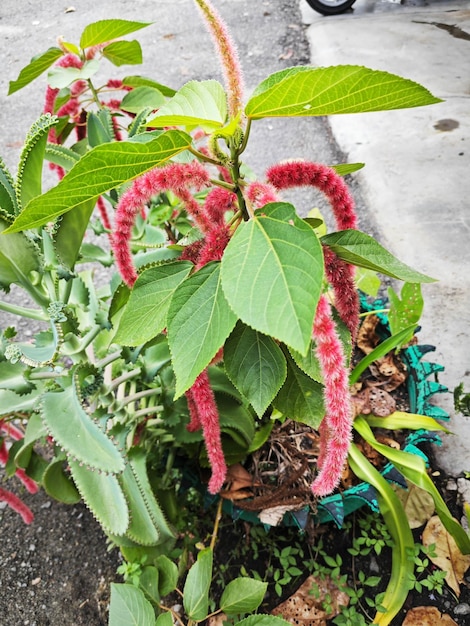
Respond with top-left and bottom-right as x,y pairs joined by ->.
220,578 -> 267,615
121,86 -> 167,114
8,47 -> 63,95
87,109 -> 114,147
48,59 -> 100,89
167,262 -> 237,398
80,19 -> 152,48
245,65 -> 442,119
348,442 -> 415,626
354,416 -> 470,555
273,352 -> 325,428
0,158 -> 18,221
42,459 -> 81,504
123,75 -> 176,98
224,322 -> 287,416
0,219 -> 40,291
41,386 -> 125,474
108,583 -> 155,626
183,548 -> 213,621
321,230 -> 436,283
388,283 -> 424,344
115,261 -> 193,346
69,461 -> 129,536
139,566 -> 160,605
17,114 -> 59,209
0,360 -> 34,394
0,389 -> 42,417
155,554 -> 179,597
54,197 -> 96,269
5,130 -> 192,233
331,162 -> 365,176
103,40 -> 143,67
221,203 -> 323,355
148,80 -> 227,129
156,612 -> 173,626
365,411 -> 451,434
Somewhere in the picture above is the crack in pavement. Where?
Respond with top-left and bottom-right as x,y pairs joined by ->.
412,20 -> 470,41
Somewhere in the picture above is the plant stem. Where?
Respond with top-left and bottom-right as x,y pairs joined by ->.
95,350 -> 123,370
109,367 -> 142,391
0,300 -> 48,321
210,497 -> 223,551
87,78 -> 102,108
119,387 -> 162,407
359,308 -> 389,318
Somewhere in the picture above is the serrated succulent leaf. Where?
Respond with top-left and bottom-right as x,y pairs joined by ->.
16,114 -> 59,209
87,110 -> 114,147
43,459 -> 81,504
69,460 -> 129,536
44,143 -> 81,171
0,219 -> 40,290
0,388 -> 42,416
41,386 -> 125,473
0,361 -> 35,394
0,157 -> 18,221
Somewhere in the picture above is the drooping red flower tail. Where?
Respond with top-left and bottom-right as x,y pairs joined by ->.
188,368 -> 227,494
266,161 -> 357,231
112,161 -> 211,287
323,246 -> 360,341
246,181 -> 280,210
185,388 -> 202,433
193,0 -> 245,118
311,294 -> 353,497
0,487 -> 34,524
204,187 -> 237,228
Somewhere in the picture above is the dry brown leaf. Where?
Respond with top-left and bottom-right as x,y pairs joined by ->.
422,515 -> 470,595
356,315 -> 380,354
207,612 -> 227,626
258,504 -> 302,526
272,574 -> 349,625
402,606 -> 458,625
219,463 -> 254,500
393,481 -> 435,529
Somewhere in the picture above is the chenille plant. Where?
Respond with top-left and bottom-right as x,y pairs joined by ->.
1,1 -> 469,625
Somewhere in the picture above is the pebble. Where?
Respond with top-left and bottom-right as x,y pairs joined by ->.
446,478 -> 458,491
454,603 -> 470,616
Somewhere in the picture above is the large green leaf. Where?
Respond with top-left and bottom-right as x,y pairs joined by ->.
220,578 -> 267,615
41,386 -> 125,474
224,322 -> 287,417
8,47 -> 63,95
123,75 -> 176,98
115,261 -> 193,346
69,460 -> 129,536
273,351 -> 325,428
322,230 -> 436,283
47,59 -> 100,90
103,40 -> 143,67
168,262 -> 237,398
109,584 -> 155,626
80,19 -> 151,48
0,219 -> 40,291
221,203 -> 323,355
183,548 -> 213,621
147,80 -> 227,129
0,389 -> 42,416
245,65 -> 441,119
43,459 -> 81,505
388,282 -> 423,345
5,130 -> 192,233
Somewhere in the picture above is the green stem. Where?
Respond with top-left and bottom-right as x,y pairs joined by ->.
29,370 -> 65,380
0,300 -> 48,321
109,367 -> 142,392
237,117 -> 251,155
359,308 -> 390,318
119,387 -> 162,407
95,350 -> 123,370
131,407 -> 164,420
87,78 -> 103,108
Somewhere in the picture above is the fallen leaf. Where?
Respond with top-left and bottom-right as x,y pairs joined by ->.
258,504 -> 303,526
402,605 -> 458,625
422,515 -> 470,595
357,315 -> 380,354
393,481 -> 435,529
207,612 -> 227,626
272,574 -> 349,625
219,463 -> 254,500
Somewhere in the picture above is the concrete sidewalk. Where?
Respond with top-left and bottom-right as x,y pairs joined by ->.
302,0 -> 470,474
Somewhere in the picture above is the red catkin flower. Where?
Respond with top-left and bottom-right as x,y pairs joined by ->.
311,294 -> 353,497
203,187 -> 237,228
246,181 -> 280,210
266,160 -> 360,340
185,388 -> 202,432
266,160 -> 357,231
0,487 -> 34,524
187,369 -> 227,494
112,161 -> 211,286
194,0 -> 245,119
